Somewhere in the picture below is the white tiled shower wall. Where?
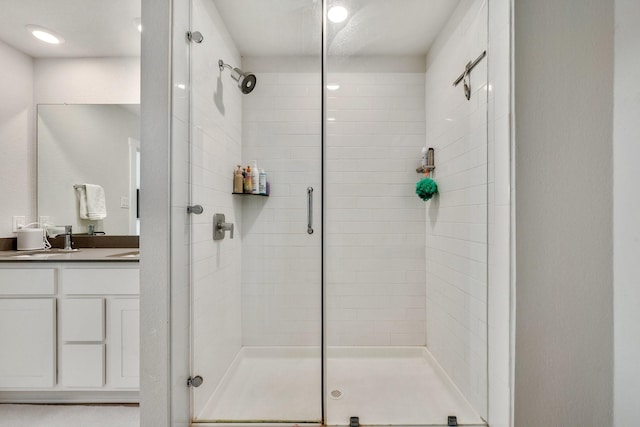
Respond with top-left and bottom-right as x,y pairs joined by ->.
325,67 -> 427,346
240,57 -> 427,347
188,0 -> 244,415
241,58 -> 323,346
424,0 -> 489,417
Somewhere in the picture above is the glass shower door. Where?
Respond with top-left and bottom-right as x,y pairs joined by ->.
324,0 -> 489,425
188,0 -> 323,423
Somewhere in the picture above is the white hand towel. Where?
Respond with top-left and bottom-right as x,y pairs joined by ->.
78,184 -> 107,220
78,186 -> 89,219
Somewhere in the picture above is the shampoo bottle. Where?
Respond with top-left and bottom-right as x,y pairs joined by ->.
244,166 -> 252,193
258,169 -> 267,194
251,160 -> 259,194
233,165 -> 243,193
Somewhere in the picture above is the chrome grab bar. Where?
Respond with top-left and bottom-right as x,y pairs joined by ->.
307,187 -> 314,235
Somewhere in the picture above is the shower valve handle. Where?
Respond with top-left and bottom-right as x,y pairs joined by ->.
219,222 -> 234,239
213,213 -> 234,240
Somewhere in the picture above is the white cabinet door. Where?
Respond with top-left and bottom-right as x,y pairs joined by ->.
0,299 -> 56,388
60,344 -> 105,388
107,298 -> 139,388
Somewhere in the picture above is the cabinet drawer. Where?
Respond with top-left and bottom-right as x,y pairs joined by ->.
60,298 -> 104,342
60,344 -> 105,388
62,269 -> 139,295
0,269 -> 55,295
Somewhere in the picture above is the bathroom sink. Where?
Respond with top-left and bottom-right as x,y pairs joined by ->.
9,253 -> 54,259
4,248 -> 80,259
108,250 -> 140,258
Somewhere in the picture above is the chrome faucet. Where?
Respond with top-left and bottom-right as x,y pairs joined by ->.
64,225 -> 73,250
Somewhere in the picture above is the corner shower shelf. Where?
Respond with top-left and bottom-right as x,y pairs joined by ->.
232,193 -> 269,197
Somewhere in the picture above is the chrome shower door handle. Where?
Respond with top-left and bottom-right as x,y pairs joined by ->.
307,187 -> 314,235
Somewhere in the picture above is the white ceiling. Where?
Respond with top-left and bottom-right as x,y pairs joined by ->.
0,0 -> 457,59
0,0 -> 141,58
213,0 -> 460,57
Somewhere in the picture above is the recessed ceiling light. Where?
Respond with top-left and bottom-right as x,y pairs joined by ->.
26,25 -> 64,45
328,6 -> 348,23
327,84 -> 340,91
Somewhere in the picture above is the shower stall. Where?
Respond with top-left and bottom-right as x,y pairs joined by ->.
180,0 -> 490,425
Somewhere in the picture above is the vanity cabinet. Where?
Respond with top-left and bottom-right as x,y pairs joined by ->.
0,269 -> 56,388
0,261 -> 139,402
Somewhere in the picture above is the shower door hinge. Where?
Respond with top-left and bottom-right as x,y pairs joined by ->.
187,31 -> 204,43
187,205 -> 203,214
187,375 -> 204,387
447,415 -> 458,426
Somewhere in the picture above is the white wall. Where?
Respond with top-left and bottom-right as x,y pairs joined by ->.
0,40 -> 34,237
189,0 -> 244,418
613,0 -> 640,425
34,57 -> 140,104
140,0 -> 172,425
424,0 -> 488,417
241,57 -> 322,347
37,105 -> 138,234
514,0 -> 614,425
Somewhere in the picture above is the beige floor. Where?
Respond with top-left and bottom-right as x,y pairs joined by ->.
0,404 -> 139,427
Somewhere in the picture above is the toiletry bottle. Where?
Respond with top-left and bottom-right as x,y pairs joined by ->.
242,168 -> 247,192
259,169 -> 267,194
244,165 -> 252,193
251,160 -> 259,194
234,165 -> 243,193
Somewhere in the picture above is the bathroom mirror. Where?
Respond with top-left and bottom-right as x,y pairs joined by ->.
37,104 -> 140,236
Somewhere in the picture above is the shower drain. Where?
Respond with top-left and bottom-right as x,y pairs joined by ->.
329,389 -> 343,400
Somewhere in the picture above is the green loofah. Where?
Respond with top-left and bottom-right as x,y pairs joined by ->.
416,177 -> 438,201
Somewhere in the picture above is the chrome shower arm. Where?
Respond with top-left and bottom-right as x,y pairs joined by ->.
218,60 -> 232,72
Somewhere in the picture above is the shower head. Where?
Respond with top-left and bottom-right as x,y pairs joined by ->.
218,59 -> 257,94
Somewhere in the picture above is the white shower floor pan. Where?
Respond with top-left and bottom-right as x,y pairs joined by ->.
194,346 -> 485,427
